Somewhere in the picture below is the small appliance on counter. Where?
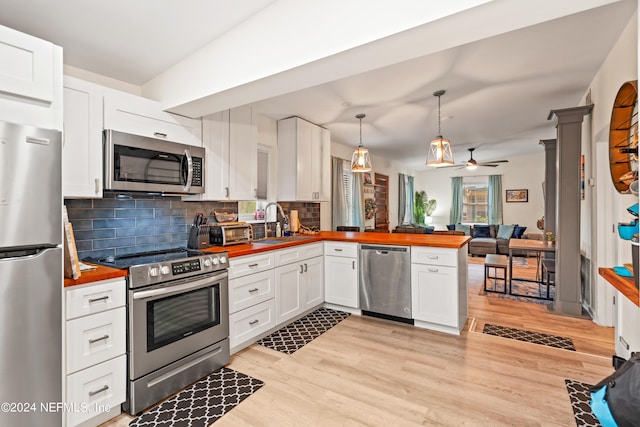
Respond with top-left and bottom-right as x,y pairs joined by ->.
210,222 -> 252,246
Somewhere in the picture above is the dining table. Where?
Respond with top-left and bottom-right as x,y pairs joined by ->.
508,238 -> 556,300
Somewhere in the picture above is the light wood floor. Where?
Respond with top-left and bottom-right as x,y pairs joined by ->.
102,257 -> 615,426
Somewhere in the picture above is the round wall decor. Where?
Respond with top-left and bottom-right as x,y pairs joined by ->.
609,80 -> 638,193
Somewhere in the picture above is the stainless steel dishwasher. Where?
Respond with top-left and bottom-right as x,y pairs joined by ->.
359,244 -> 412,322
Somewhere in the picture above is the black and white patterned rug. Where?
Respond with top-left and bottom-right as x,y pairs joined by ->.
482,323 -> 576,351
257,307 -> 350,354
129,367 -> 263,427
565,379 -> 601,427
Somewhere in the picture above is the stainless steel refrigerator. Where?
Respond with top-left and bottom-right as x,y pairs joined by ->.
0,120 -> 62,426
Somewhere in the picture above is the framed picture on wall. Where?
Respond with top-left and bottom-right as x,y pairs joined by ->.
506,189 -> 528,203
363,172 -> 373,185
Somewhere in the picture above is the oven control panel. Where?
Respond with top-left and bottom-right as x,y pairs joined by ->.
172,259 -> 201,275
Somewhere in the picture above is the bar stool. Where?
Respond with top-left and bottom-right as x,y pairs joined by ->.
484,254 -> 508,294
541,258 -> 555,298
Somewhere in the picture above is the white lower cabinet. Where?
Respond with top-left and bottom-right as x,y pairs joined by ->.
64,278 -> 126,427
324,242 -> 358,309
411,246 -> 468,335
275,262 -> 304,324
615,290 -> 640,359
229,299 -> 276,350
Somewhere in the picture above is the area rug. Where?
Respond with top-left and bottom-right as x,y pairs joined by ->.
482,323 -> 576,351
129,367 -> 263,427
479,280 -> 555,304
257,307 -> 350,354
565,379 -> 601,427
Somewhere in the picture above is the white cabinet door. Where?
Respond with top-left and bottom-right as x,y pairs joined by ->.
275,262 -> 304,324
228,105 -> 257,200
616,291 -> 640,359
103,90 -> 202,146
324,255 -> 358,308
63,76 -> 104,197
304,256 -> 323,309
411,264 -> 458,327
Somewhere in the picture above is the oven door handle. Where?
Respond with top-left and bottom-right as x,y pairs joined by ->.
132,271 -> 227,300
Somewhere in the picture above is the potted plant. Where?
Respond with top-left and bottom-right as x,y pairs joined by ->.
414,191 -> 437,225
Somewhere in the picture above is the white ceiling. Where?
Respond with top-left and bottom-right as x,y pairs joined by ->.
1,0 -> 636,171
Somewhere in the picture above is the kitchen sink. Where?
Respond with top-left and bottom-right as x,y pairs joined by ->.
254,235 -> 316,244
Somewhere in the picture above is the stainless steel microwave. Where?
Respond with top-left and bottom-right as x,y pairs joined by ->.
103,129 -> 205,194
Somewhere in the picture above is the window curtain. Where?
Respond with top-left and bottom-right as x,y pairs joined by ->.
488,174 -> 503,224
352,172 -> 365,230
331,157 -> 347,229
398,173 -> 414,224
450,176 -> 463,224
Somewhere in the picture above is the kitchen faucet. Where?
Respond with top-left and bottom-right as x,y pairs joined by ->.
264,202 -> 289,235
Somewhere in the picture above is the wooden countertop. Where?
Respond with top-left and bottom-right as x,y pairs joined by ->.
599,267 -> 638,306
66,232 -> 470,287
64,263 -> 128,287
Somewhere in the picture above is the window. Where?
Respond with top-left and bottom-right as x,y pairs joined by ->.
462,176 -> 489,224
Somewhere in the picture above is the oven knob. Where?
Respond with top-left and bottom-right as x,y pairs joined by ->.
219,256 -> 227,264
149,267 -> 159,277
160,266 -> 171,275
211,257 -> 219,266
203,258 -> 212,267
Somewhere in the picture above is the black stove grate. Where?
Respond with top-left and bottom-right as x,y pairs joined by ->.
84,247 -> 210,269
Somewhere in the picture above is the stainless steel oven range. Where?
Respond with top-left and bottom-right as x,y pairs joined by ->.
85,248 -> 230,415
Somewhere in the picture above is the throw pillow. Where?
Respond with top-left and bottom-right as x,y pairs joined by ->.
472,224 -> 491,238
497,224 -> 515,240
455,223 -> 471,236
513,225 -> 527,239
447,224 -> 456,231
421,226 -> 435,234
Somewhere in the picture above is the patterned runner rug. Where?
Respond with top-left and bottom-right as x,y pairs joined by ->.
257,307 -> 350,354
129,367 -> 263,427
565,379 -> 601,427
482,323 -> 576,351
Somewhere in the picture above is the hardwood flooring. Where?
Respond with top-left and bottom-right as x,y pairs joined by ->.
102,256 -> 615,426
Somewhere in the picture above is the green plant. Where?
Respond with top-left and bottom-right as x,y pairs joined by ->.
413,191 -> 437,224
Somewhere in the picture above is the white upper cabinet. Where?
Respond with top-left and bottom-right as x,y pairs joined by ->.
63,76 -> 104,198
0,24 -> 62,130
187,105 -> 257,201
277,116 -> 330,202
103,90 -> 202,146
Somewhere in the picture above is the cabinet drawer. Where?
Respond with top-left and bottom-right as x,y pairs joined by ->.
275,242 -> 323,266
229,299 -> 276,350
324,241 -> 358,258
66,278 -> 126,320
65,355 -> 126,427
229,252 -> 274,279
103,91 -> 202,146
229,269 -> 275,314
66,307 -> 126,374
411,247 -> 457,267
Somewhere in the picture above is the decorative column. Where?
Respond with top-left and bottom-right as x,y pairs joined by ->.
547,105 -> 593,316
539,139 -> 557,238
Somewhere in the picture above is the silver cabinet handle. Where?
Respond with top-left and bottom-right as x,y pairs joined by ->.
333,248 -> 343,252
304,263 -> 308,272
249,319 -> 259,326
299,265 -> 304,273
352,260 -> 355,270
427,255 -> 439,259
88,296 -> 109,304
428,267 -> 439,273
248,263 -> 259,268
153,132 -> 167,139
248,288 -> 259,293
225,187 -> 229,198
619,336 -> 630,350
89,334 -> 109,344
94,178 -> 100,194
88,385 -> 109,396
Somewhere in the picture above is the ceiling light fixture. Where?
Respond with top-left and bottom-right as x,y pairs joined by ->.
351,113 -> 372,172
465,148 -> 478,170
426,90 -> 455,167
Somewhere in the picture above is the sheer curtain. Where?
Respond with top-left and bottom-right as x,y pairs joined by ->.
331,157 -> 347,229
352,172 -> 365,230
450,176 -> 463,224
488,174 -> 503,224
398,173 -> 414,224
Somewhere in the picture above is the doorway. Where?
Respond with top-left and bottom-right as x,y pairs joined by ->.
374,173 -> 389,231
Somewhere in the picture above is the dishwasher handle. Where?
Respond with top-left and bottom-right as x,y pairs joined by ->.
360,245 -> 409,253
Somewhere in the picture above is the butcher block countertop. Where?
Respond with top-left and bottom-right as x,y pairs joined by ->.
599,267 -> 638,307
65,231 -> 470,287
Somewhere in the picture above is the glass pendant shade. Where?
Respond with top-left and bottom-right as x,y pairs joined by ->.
426,135 -> 454,166
426,90 -> 455,166
351,113 -> 372,172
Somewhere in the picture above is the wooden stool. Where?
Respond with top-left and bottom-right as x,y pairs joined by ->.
484,254 -> 508,293
541,258 -> 556,298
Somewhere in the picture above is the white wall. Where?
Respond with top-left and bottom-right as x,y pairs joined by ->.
580,10 -> 638,326
330,141 -> 415,231
414,150 -> 545,233
64,65 -> 142,95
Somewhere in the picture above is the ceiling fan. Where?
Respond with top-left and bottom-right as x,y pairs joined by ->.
440,148 -> 509,169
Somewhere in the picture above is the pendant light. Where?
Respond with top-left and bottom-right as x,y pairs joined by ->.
351,113 -> 373,172
426,90 -> 455,166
